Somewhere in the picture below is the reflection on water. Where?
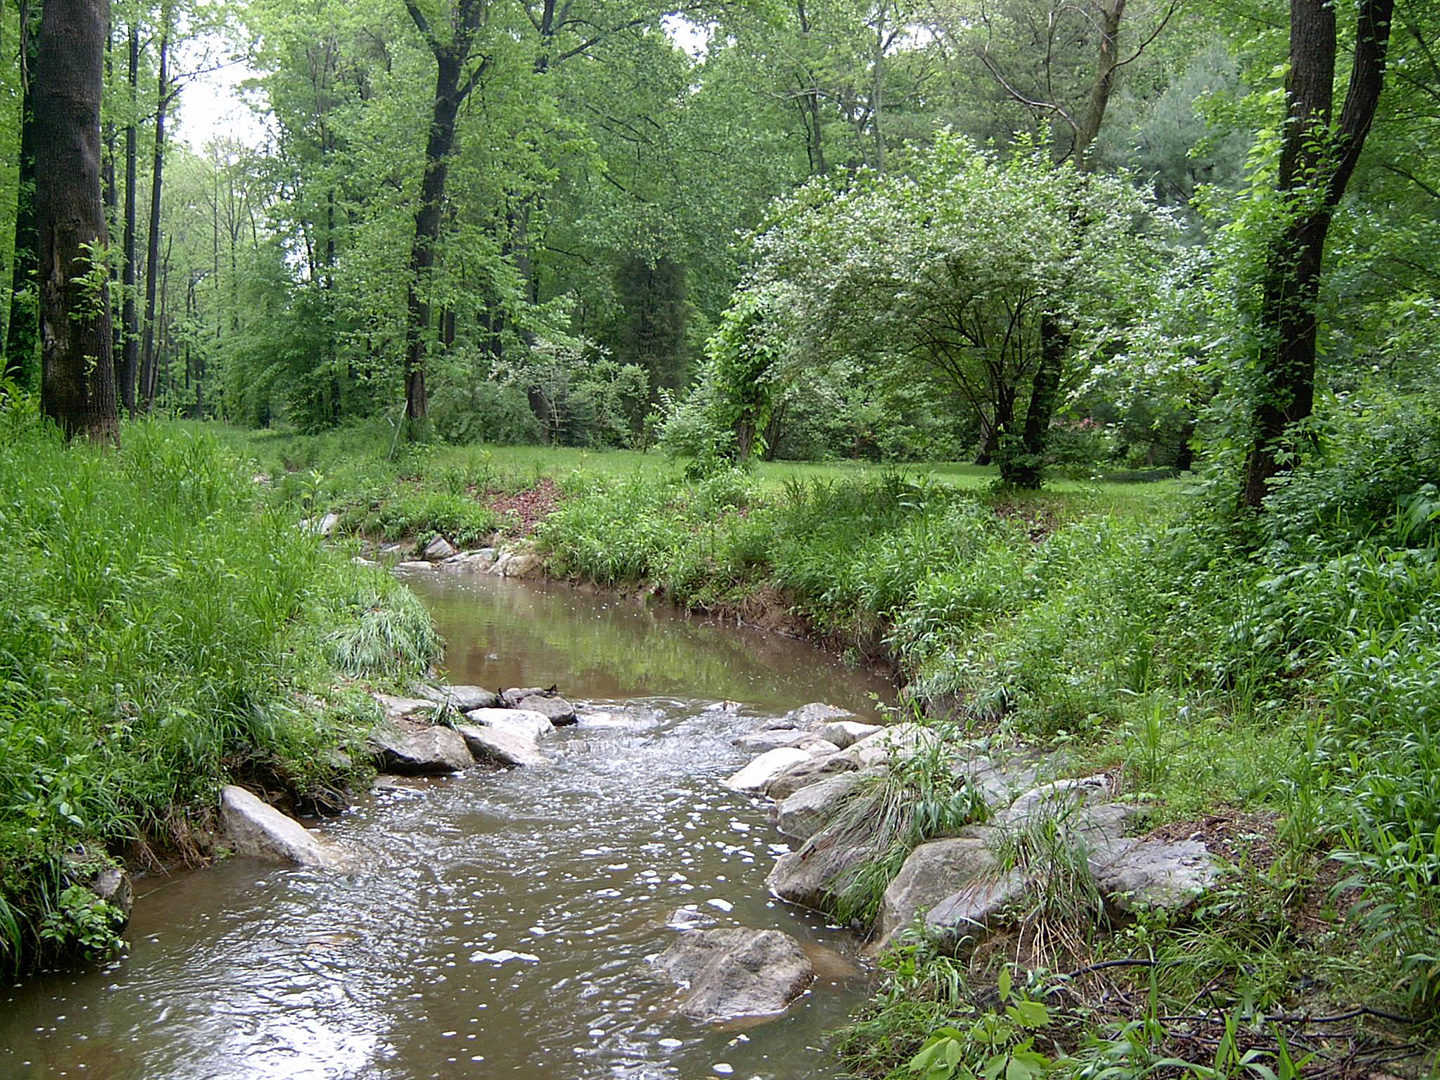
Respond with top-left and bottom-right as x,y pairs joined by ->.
0,575 -> 893,1080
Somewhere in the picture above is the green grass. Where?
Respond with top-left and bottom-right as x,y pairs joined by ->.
0,410 -> 440,971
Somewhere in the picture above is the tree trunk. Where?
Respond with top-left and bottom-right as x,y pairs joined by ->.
401,0 -> 488,434
139,21 -> 169,412
35,0 -> 119,442
1241,0 -> 1395,507
1073,0 -> 1126,169
4,0 -> 41,388
119,18 -> 139,415
1000,315 -> 1066,488
975,387 -> 1015,465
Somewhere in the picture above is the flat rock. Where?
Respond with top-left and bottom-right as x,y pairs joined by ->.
767,818 -> 884,913
374,694 -> 440,723
455,723 -> 546,767
220,786 -> 356,871
465,707 -> 554,741
999,776 -> 1111,827
815,720 -> 883,749
423,536 -> 458,561
369,723 -> 473,774
1094,838 -> 1219,913
441,548 -> 496,571
653,927 -> 814,1023
735,729 -> 838,754
774,772 -> 867,841
516,694 -> 578,725
395,560 -> 434,571
840,722 -> 940,767
878,835 -> 1021,949
489,552 -> 543,578
764,752 -> 860,801
725,747 -> 812,793
412,683 -> 501,711
500,686 -> 552,708
785,702 -> 858,729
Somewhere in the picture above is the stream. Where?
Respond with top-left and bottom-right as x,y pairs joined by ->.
0,572 -> 895,1080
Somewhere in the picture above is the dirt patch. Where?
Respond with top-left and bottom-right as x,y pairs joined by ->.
991,498 -> 1062,542
482,478 -> 560,533
1148,807 -> 1281,868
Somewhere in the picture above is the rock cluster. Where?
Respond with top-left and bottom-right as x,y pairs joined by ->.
722,702 -> 1223,960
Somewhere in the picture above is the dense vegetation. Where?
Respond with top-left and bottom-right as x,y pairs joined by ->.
0,411 -> 437,970
2,0 -> 1439,1072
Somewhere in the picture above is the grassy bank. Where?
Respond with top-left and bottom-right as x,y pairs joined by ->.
0,410 -> 439,972
106,412 -> 1440,1073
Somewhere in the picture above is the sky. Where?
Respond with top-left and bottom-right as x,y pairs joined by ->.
174,15 -> 711,152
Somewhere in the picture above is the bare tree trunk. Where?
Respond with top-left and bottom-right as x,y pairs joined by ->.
4,0 -> 41,387
1000,314 -> 1067,488
35,0 -> 119,442
119,17 -> 139,415
1241,0 -> 1395,507
139,19 -> 169,412
1073,0 -> 1126,168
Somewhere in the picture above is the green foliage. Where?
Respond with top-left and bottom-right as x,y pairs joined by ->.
39,885 -> 128,963
0,413 -> 439,971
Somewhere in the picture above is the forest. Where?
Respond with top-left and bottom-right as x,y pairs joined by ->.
2,0 -> 1439,1075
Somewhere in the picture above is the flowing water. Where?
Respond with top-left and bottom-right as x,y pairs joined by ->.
1,573 -> 895,1080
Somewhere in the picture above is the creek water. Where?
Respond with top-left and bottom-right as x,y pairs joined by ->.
1,572 -> 895,1080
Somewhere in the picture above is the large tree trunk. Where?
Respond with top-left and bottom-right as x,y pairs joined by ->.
139,22 -> 169,412
1241,0 -> 1395,507
1073,0 -> 1126,168
35,0 -> 119,442
4,0 -> 41,388
119,18 -> 139,415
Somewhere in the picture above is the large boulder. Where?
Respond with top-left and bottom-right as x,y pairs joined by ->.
422,536 -> 458,561
1094,839 -> 1219,914
725,747 -> 812,793
516,694 -> 578,726
219,786 -> 357,871
877,834 -> 1023,949
999,776 -> 1111,827
763,752 -> 860,801
455,723 -> 547,767
774,772 -> 867,841
369,723 -> 473,775
767,818 -> 883,913
489,552 -> 543,578
441,548 -> 496,572
815,720 -> 883,749
465,707 -> 554,741
652,927 -> 814,1023
413,683 -> 501,711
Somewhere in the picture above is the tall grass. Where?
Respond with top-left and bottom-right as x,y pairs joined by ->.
0,411 -> 439,970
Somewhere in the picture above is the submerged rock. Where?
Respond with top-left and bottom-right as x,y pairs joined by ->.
455,723 -> 546,767
369,723 -> 473,774
516,693 -> 578,725
465,707 -> 554,741
653,927 -> 814,1023
725,747 -> 812,793
219,786 -> 356,871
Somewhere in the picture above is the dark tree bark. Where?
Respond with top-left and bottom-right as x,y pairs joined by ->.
1241,0 -> 1396,507
1000,315 -> 1067,487
139,19 -> 170,411
400,0 -> 490,432
119,18 -> 139,415
4,0 -> 42,387
34,0 -> 120,442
